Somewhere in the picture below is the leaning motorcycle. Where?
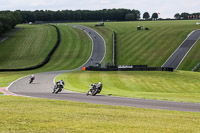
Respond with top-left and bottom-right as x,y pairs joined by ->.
87,83 -> 102,96
29,77 -> 34,84
52,82 -> 63,94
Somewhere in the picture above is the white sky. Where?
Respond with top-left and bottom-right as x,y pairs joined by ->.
0,0 -> 200,18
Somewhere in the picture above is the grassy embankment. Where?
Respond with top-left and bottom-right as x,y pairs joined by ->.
0,24 -> 92,87
0,24 -> 56,69
81,20 -> 200,70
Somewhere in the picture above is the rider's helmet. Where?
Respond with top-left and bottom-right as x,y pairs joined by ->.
60,80 -> 65,86
97,82 -> 101,88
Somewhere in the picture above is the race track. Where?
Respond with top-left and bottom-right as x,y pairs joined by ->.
162,30 -> 200,69
0,27 -> 22,44
8,25 -> 200,112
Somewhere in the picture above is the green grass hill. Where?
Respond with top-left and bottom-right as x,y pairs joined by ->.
0,24 -> 92,72
0,21 -> 200,132
0,24 -> 92,87
80,20 -> 200,71
0,24 -> 56,69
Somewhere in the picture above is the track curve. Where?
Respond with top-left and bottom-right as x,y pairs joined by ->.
8,25 -> 200,112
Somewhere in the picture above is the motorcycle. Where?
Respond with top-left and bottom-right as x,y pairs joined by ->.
52,82 -> 63,94
87,83 -> 102,96
29,76 -> 35,84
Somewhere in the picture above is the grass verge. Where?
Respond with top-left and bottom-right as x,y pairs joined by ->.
57,70 -> 200,103
0,96 -> 199,133
0,71 -> 30,87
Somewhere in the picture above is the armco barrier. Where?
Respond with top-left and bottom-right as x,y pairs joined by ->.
0,25 -> 60,72
85,66 -> 173,72
117,65 -> 148,68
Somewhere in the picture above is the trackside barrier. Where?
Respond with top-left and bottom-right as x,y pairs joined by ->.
113,31 -> 117,66
82,67 -> 86,71
0,25 -> 60,72
85,66 -> 173,72
117,65 -> 148,68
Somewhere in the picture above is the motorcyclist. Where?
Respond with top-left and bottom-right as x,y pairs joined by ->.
56,80 -> 65,87
87,83 -> 97,95
29,75 -> 35,84
52,80 -> 65,94
96,82 -> 102,93
87,82 -> 102,96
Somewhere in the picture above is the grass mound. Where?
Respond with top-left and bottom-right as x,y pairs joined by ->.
0,24 -> 57,69
34,25 -> 92,72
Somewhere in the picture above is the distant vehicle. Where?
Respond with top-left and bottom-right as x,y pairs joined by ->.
95,22 -> 104,27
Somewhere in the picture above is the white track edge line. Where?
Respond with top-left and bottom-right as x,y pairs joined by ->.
161,30 -> 197,68
6,75 -> 33,97
175,37 -> 200,69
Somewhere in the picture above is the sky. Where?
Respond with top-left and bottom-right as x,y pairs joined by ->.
0,0 -> 200,18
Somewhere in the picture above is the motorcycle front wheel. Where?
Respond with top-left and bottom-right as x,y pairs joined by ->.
91,89 -> 98,96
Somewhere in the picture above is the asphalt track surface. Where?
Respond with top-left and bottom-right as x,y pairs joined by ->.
0,27 -> 22,44
162,30 -> 200,69
8,25 -> 200,112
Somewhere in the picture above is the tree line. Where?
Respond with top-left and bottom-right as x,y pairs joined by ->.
0,9 -> 141,35
0,11 -> 22,35
19,9 -> 140,23
1,9 -> 162,35
174,12 -> 200,19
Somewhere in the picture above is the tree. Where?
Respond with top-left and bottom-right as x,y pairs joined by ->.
0,22 -> 3,34
132,9 -> 140,20
0,11 -> 23,34
11,11 -> 22,26
174,13 -> 181,19
152,13 -> 158,20
181,12 -> 189,19
174,12 -> 200,20
143,12 -> 150,20
125,13 -> 136,21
